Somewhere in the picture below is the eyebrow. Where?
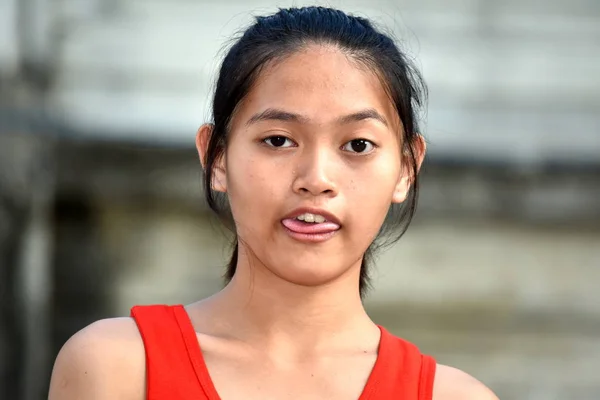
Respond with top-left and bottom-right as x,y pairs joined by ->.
245,108 -> 388,127
338,109 -> 388,127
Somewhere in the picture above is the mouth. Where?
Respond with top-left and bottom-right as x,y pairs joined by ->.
281,208 -> 341,243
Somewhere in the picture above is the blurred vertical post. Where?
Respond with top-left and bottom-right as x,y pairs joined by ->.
15,0 -> 55,399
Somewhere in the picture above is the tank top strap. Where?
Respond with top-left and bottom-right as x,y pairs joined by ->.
389,328 -> 436,400
130,304 -> 212,400
418,353 -> 437,400
361,326 -> 436,400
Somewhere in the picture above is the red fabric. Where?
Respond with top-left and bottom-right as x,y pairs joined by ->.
131,304 -> 436,400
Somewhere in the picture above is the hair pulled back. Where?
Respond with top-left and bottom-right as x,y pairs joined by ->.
202,6 -> 427,297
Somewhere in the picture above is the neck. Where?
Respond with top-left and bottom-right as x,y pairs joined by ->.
197,252 -> 376,351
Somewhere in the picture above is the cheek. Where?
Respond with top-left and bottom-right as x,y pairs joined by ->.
351,185 -> 392,229
351,157 -> 400,202
225,153 -> 284,225
346,160 -> 400,232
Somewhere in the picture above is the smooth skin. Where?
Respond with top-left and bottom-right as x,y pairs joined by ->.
49,45 -> 498,399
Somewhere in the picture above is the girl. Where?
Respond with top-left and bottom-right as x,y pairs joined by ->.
49,6 -> 498,400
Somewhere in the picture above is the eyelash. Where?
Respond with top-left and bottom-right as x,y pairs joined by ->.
261,136 -> 377,154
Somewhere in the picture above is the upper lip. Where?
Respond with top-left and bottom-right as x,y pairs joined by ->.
283,207 -> 342,226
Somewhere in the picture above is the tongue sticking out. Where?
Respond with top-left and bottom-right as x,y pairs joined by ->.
281,218 -> 340,234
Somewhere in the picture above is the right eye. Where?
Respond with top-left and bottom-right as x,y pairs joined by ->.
263,136 -> 296,148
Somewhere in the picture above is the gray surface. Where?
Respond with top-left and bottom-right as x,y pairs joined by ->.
4,0 -> 596,164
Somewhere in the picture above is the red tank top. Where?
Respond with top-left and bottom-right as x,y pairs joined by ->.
131,305 -> 436,400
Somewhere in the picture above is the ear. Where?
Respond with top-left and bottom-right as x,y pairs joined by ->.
392,134 -> 426,204
196,124 -> 227,193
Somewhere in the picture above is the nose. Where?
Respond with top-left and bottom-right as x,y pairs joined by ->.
292,147 -> 339,197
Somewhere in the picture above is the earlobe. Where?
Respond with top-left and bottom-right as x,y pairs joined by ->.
195,124 -> 227,193
391,176 -> 411,203
391,134 -> 427,204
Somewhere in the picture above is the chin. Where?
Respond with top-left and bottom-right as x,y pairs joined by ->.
268,256 -> 354,288
276,270 -> 343,288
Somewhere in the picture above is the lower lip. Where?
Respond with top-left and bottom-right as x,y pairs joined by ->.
281,221 -> 340,243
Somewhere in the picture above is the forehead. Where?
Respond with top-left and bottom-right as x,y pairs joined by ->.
234,45 -> 399,127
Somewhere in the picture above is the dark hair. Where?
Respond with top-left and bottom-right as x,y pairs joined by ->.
202,6 -> 426,298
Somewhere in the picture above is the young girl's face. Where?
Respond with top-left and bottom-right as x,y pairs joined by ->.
206,45 -> 417,288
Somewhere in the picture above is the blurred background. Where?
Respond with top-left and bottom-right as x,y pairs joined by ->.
1,0 -> 599,399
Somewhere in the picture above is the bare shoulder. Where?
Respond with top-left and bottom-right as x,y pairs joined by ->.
433,364 -> 499,400
48,317 -> 146,400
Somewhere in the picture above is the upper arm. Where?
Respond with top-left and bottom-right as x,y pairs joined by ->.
433,364 -> 499,400
48,318 -> 145,400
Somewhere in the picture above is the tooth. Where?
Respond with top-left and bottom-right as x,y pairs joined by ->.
304,214 -> 315,223
314,215 -> 325,223
297,214 -> 306,221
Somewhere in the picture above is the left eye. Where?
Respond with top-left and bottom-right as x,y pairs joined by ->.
342,139 -> 375,154
263,136 -> 296,148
